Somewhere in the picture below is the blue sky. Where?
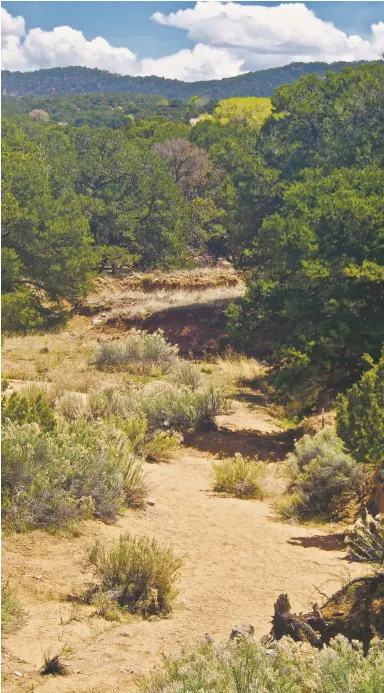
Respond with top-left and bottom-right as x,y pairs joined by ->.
2,2 -> 384,80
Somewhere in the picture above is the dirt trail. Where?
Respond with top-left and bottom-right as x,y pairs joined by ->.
3,402 -> 363,693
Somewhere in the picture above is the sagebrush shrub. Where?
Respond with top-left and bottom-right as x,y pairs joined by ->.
92,330 -> 179,374
279,428 -> 364,521
213,453 -> 266,498
137,635 -> 384,693
336,354 -> 384,465
345,509 -> 384,563
138,382 -> 228,431
87,533 -> 182,618
167,361 -> 202,390
56,376 -> 227,433
57,391 -> 91,420
1,419 -> 147,531
2,391 -> 56,431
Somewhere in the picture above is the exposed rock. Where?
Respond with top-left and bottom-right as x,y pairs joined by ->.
146,498 -> 156,506
230,624 -> 255,639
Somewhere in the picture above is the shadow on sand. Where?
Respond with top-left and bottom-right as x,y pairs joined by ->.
287,534 -> 346,552
184,426 -> 295,462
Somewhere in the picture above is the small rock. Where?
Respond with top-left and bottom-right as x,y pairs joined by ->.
100,312 -> 107,318
146,498 -> 156,507
92,317 -> 103,325
14,671 -> 23,677
105,588 -> 123,602
39,347 -> 49,353
33,575 -> 43,580
230,624 -> 255,639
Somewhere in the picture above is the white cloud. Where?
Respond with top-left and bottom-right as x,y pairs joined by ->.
1,4 -> 384,81
141,44 -> 242,81
153,1 -> 384,72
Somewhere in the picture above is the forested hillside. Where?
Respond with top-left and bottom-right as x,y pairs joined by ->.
2,60 -> 366,99
2,93 -> 217,128
2,62 -> 383,415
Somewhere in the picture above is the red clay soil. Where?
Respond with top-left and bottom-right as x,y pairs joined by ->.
105,306 -> 229,357
101,306 -> 270,359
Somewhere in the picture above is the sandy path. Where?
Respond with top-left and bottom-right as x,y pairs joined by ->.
2,404 -> 362,693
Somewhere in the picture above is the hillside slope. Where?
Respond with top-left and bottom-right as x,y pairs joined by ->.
2,60 -> 369,99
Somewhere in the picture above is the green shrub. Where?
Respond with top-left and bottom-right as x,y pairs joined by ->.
167,361 -> 203,390
345,510 -> 384,564
87,533 -> 182,618
1,419 -> 147,531
213,453 -> 266,498
2,391 -> 56,431
279,428 -> 364,521
336,354 -> 384,465
92,330 -> 179,374
1,581 -> 26,634
137,635 -> 384,693
113,415 -> 148,455
145,430 -> 183,463
2,289 -> 45,332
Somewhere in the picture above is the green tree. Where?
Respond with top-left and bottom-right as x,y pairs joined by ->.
70,127 -> 190,268
212,97 -> 272,128
262,63 -> 384,178
336,353 -> 384,466
2,120 -> 94,330
229,166 -> 384,412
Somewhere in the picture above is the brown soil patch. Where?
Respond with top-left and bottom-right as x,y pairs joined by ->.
2,402 -> 365,693
103,304 -> 232,358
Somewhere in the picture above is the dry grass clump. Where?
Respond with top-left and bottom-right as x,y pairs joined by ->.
17,381 -> 50,403
2,361 -> 37,382
216,353 -> 264,386
279,428 -> 365,522
1,581 -> 26,634
84,283 -> 244,319
91,265 -> 241,294
49,368 -> 97,397
137,636 -> 384,693
87,533 -> 182,618
300,410 -> 337,436
40,647 -> 70,676
213,453 -> 266,499
2,419 -> 147,531
92,329 -> 179,374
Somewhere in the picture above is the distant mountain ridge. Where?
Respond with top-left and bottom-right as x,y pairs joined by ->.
2,61 -> 368,100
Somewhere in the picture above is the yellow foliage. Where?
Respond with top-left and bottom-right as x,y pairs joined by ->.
212,97 -> 272,128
